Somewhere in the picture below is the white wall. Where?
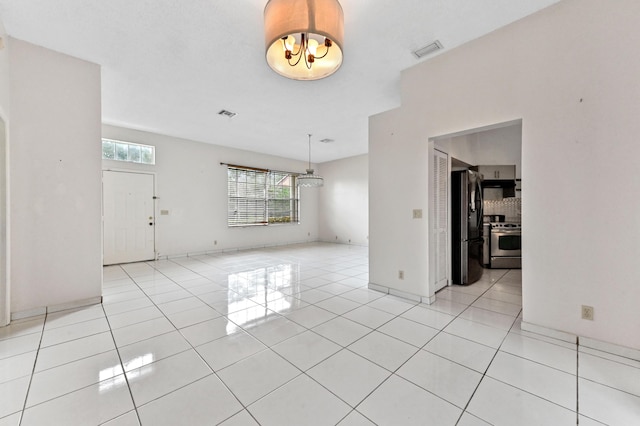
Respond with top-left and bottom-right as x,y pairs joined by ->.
317,154 -> 368,246
370,0 -> 640,350
0,20 -> 10,325
370,107 -> 431,297
10,39 -> 102,313
102,125 -> 319,257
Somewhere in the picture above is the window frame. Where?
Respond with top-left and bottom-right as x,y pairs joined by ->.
227,165 -> 300,227
102,138 -> 156,165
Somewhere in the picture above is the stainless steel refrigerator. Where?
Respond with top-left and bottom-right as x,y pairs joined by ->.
451,170 -> 484,285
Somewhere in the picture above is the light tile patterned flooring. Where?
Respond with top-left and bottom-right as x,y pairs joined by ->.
1,243 -> 639,425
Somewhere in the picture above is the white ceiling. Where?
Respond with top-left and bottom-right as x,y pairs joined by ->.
0,0 -> 559,163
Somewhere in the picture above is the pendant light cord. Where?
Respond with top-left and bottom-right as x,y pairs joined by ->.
308,134 -> 312,170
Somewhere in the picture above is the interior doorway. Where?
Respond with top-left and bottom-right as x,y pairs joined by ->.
103,170 -> 156,265
429,120 -> 522,292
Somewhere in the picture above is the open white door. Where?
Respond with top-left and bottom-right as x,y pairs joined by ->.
103,170 -> 155,265
433,149 -> 449,291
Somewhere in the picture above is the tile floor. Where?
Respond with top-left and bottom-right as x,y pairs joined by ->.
1,243 -> 639,425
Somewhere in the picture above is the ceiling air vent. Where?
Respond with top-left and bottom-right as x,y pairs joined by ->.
218,109 -> 237,118
319,138 -> 335,144
413,40 -> 443,59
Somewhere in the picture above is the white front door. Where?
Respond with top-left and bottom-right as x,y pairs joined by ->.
433,149 -> 449,291
103,171 -> 155,265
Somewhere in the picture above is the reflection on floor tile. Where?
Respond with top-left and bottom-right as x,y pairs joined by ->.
1,243 -> 639,425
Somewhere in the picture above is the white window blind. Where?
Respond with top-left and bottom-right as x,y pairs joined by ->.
227,166 -> 299,227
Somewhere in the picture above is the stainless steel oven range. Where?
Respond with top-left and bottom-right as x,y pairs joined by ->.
490,222 -> 521,269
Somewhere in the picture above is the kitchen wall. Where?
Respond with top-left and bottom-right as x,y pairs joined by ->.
472,124 -> 522,180
435,122 -> 522,180
317,154 -> 368,246
370,0 -> 640,350
9,38 -> 102,314
102,125 -> 320,257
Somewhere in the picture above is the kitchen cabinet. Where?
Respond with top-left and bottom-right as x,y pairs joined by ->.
473,165 -> 516,180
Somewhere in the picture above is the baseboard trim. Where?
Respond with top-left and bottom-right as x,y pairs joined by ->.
521,321 -> 640,362
157,239 -> 332,261
11,296 -> 103,321
579,336 -> 640,362
520,321 -> 577,345
368,283 -> 434,305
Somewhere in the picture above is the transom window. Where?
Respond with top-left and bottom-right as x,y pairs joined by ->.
227,166 -> 299,227
102,138 -> 155,165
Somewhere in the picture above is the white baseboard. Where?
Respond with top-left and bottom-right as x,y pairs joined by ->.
11,306 -> 46,321
520,321 -> 577,345
368,283 -> 434,305
368,283 -> 389,294
156,239 -> 329,260
579,336 -> 640,363
11,296 -> 102,321
521,321 -> 640,362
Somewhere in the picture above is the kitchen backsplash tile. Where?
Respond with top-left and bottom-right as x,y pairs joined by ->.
484,198 -> 521,223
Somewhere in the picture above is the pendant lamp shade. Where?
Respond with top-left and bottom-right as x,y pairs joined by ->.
265,0 -> 344,80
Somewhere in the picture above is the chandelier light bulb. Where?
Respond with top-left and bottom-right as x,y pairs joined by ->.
307,38 -> 318,56
284,35 -> 296,51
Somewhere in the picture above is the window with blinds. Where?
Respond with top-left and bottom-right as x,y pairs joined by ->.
227,166 -> 299,226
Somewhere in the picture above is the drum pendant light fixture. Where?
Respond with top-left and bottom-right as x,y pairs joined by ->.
297,134 -> 324,187
264,0 -> 344,80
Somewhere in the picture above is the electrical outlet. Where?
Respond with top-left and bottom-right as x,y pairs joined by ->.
581,305 -> 594,320
398,270 -> 404,280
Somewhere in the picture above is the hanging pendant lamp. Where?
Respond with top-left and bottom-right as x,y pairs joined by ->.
264,0 -> 344,80
297,134 -> 324,187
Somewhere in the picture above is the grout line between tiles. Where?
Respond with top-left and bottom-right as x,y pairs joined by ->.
16,314 -> 46,426
102,265 -> 147,426
12,246 -> 591,425
141,257 -> 270,425
576,335 -> 580,425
